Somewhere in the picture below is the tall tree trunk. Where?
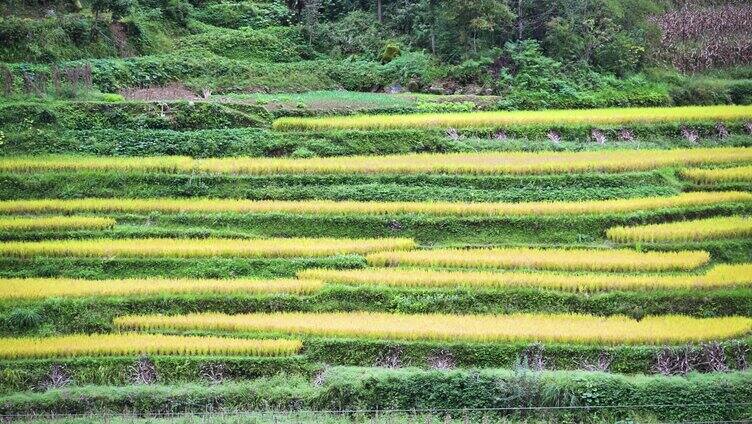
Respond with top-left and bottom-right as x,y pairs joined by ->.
377,0 -> 383,23
517,0 -> 523,40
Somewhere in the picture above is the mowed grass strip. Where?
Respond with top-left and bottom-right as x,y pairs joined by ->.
272,105 -> 752,131
1,192 -> 750,217
0,334 -> 301,359
114,312 -> 752,344
0,237 -> 415,258
681,165 -> 752,183
0,278 -> 323,299
2,147 -> 752,175
300,264 -> 752,292
0,216 -> 116,231
366,247 -> 710,272
607,216 -> 752,243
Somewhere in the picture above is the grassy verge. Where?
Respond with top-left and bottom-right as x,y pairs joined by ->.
0,367 -> 750,422
0,170 -> 682,203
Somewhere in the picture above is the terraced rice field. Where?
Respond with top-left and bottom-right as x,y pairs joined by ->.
272,105 -> 752,130
114,311 -> 752,344
1,104 -> 752,420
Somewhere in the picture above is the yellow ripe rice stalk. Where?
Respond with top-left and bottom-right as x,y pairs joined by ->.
272,105 -> 752,131
607,216 -> 752,243
0,237 -> 415,258
0,216 -> 116,231
0,333 -> 301,359
366,247 -> 710,272
299,264 -> 752,292
0,155 -> 193,173
195,147 -> 752,175
0,278 -> 323,299
114,311 -> 752,345
0,192 -> 749,217
681,165 -> 752,184
2,147 -> 752,176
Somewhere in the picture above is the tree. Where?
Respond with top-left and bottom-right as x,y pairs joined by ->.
91,0 -> 133,21
302,0 -> 322,43
439,0 -> 514,54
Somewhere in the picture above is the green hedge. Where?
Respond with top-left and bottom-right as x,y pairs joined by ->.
0,339 -> 749,394
1,368 -> 751,421
0,101 -> 270,132
0,170 -> 681,203
0,204 -> 747,246
0,255 -> 366,280
0,356 -> 313,395
3,104 -> 750,157
304,338 -> 752,375
3,285 -> 752,336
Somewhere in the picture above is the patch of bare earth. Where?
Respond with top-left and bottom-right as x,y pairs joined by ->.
120,83 -> 199,101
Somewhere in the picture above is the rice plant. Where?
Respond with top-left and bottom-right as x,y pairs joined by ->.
3,147 -> 752,176
0,237 -> 415,258
113,312 -> 752,345
607,216 -> 752,242
365,247 -> 710,272
0,155 -> 193,173
0,333 -> 301,359
0,216 -> 116,231
681,165 -> 752,183
299,263 -> 752,292
0,278 -> 323,299
195,147 -> 752,175
0,192 -> 749,217
272,105 -> 752,131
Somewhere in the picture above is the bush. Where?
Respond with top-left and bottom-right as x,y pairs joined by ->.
193,1 -> 293,29
380,43 -> 401,64
163,0 -> 193,27
100,93 -> 124,102
3,308 -> 42,332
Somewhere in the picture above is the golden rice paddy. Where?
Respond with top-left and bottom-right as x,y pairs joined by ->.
681,165 -> 752,184
113,311 -> 752,344
0,237 -> 416,258
2,147 -> 752,175
272,105 -> 752,131
366,247 -> 710,272
0,192 -> 749,217
607,216 -> 752,242
0,216 -> 116,231
299,263 -> 752,292
0,278 -> 323,299
0,333 -> 302,359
